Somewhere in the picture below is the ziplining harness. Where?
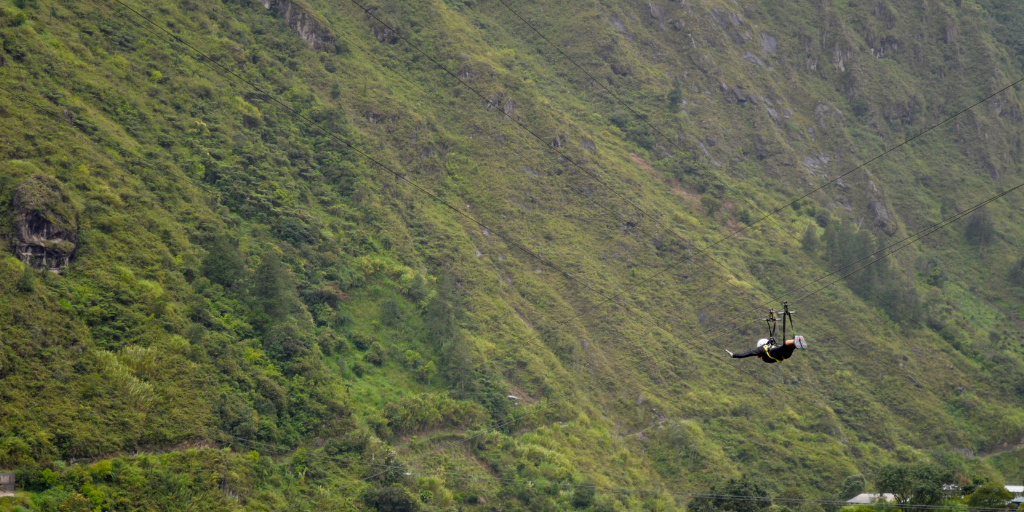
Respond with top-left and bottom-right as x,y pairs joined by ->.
761,302 -> 795,362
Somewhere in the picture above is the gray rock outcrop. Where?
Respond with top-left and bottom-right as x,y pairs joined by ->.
258,0 -> 337,52
12,175 -> 78,273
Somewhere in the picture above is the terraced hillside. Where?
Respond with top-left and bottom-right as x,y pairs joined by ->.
1,0 -> 1023,509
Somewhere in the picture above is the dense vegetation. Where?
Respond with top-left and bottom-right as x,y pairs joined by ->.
1,0 -> 1023,510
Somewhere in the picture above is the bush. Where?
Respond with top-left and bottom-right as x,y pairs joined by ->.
964,209 -> 996,246
1010,256 -> 1024,286
201,235 -> 244,288
839,474 -> 866,500
572,482 -> 596,508
381,299 -> 402,327
966,482 -> 1012,509
16,267 -> 34,292
352,333 -> 372,351
875,463 -> 952,506
801,224 -> 821,254
366,342 -> 386,366
364,485 -> 419,512
351,362 -> 366,377
689,479 -> 771,512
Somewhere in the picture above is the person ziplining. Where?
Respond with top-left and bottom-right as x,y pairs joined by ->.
727,302 -> 808,363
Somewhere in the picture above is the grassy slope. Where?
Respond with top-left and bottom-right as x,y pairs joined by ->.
0,0 -> 1023,509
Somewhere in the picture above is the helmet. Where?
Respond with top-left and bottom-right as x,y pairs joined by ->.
756,338 -> 769,348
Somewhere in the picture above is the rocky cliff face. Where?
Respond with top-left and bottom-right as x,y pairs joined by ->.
258,0 -> 337,52
12,175 -> 78,273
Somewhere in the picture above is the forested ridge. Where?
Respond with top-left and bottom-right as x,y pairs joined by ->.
1,0 -> 1024,510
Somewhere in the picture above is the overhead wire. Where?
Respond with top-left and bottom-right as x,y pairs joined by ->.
254,0 -> 963,404
483,0 -> 945,392
93,0 -> 742,495
96,0 -> 974,436
97,0 -> 930,449
174,429 -> 1023,512
483,0 -> 1024,392
92,0 -> 1023,498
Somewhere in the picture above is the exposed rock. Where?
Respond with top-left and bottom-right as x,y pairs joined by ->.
457,65 -> 472,79
814,101 -> 845,132
759,33 -> 778,54
866,179 -> 897,236
582,138 -> 596,152
551,134 -> 568,148
742,51 -> 765,67
12,174 -> 79,273
944,23 -> 958,44
710,8 -> 743,45
258,0 -> 338,52
832,47 -> 851,72
802,154 -> 829,177
610,17 -> 626,32
649,2 -> 666,29
502,98 -> 515,117
371,24 -> 398,44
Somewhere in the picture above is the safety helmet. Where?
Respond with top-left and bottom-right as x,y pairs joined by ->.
756,338 -> 769,348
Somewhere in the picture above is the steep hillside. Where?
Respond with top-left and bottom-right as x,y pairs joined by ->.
1,0 -> 1023,510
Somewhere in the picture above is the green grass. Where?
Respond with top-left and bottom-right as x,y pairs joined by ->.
1,0 -> 1024,509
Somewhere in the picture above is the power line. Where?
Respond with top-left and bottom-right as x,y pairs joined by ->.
97,1 -> 723,496
190,432 -> 1021,512
92,2 -> 1019,497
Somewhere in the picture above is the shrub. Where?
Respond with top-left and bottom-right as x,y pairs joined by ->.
380,299 -> 402,327
416,361 -> 437,383
201,235 -> 244,288
875,463 -> 953,506
364,485 -> 419,512
351,362 -> 366,377
351,333 -> 372,351
839,474 -> 866,500
16,267 -> 34,292
966,482 -> 1012,509
801,224 -> 820,254
1010,256 -> 1024,286
366,342 -> 386,366
964,209 -> 996,246
572,482 -> 596,508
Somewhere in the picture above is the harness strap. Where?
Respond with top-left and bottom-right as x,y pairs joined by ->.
763,345 -> 782,362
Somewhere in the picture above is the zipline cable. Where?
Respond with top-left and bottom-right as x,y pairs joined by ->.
487,0 -> 1024,326
96,1 -> 752,493
92,2 -> 1017,497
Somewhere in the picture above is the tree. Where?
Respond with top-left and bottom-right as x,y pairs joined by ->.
964,209 -> 996,247
840,474 -> 867,500
689,479 -> 772,512
668,79 -> 684,111
250,251 -> 301,326
572,482 -> 596,508
966,482 -> 1012,509
1010,256 -> 1024,286
16,266 -> 35,292
202,235 -> 244,288
875,463 -> 953,509
364,485 -> 418,512
424,274 -> 473,391
802,223 -> 821,255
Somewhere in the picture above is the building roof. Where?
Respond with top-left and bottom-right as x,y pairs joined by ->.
847,494 -> 896,504
1006,485 -> 1024,494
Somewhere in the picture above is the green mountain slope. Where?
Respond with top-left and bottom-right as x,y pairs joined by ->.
1,0 -> 1023,509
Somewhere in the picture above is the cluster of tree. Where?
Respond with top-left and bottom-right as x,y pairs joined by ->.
689,463 -> 1020,512
802,219 -> 921,324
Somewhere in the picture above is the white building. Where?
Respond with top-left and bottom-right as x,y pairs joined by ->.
847,493 -> 896,504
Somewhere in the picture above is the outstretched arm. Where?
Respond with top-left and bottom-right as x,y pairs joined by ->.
729,348 -> 761,360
